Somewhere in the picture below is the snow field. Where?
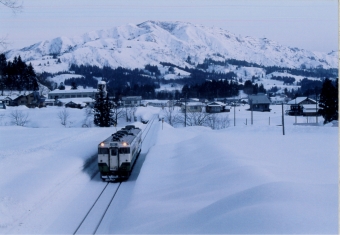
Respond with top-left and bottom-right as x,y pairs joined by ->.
0,105 -> 338,234
108,121 -> 337,234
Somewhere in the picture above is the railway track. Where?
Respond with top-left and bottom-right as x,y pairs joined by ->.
141,116 -> 156,142
73,182 -> 121,235
73,117 -> 156,234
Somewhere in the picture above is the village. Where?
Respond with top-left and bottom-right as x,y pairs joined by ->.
0,84 -> 321,121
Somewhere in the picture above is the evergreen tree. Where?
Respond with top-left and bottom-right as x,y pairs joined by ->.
318,78 -> 338,124
71,81 -> 77,90
58,82 -> 65,90
243,80 -> 253,95
258,84 -> 266,93
14,56 -> 26,92
25,63 -> 39,91
0,53 -> 6,95
93,86 -> 115,127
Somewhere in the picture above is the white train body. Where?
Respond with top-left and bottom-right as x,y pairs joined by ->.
98,125 -> 142,180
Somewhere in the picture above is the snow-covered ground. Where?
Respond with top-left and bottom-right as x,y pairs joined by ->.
47,73 -> 84,86
155,83 -> 183,93
0,105 -> 338,234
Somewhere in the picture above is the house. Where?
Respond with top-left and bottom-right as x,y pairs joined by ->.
45,98 -> 63,106
58,97 -> 95,108
65,101 -> 83,109
140,100 -> 150,107
302,104 -> 320,116
199,98 -> 209,104
147,100 -> 171,108
248,93 -> 271,112
206,101 -> 227,113
9,92 -> 46,108
121,96 -> 142,107
287,97 -> 317,116
0,101 -> 6,109
181,102 -> 203,112
0,95 -> 17,106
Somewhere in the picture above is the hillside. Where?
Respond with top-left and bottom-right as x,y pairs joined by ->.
5,21 -> 338,74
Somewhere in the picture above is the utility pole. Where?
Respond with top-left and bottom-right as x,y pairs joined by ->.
295,96 -> 297,124
184,93 -> 187,127
234,105 -> 236,126
282,102 -> 285,135
315,89 -> 318,124
250,99 -> 253,125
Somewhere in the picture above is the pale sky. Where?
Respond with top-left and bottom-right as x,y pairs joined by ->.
0,0 -> 338,53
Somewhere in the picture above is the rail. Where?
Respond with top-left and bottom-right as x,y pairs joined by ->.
74,116 -> 157,234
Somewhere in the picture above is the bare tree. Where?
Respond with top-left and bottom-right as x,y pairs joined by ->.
123,106 -> 137,122
57,108 -> 70,127
130,106 -> 137,121
82,106 -> 93,127
9,109 -> 29,126
206,113 -> 230,130
186,111 -> 212,126
176,110 -> 212,127
0,0 -> 23,13
0,0 -> 23,52
162,105 -> 180,126
113,106 -> 124,124
0,35 -> 9,52
0,0 -> 23,51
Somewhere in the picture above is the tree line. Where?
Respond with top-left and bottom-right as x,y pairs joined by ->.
0,54 -> 39,95
65,63 -> 239,100
182,79 -> 239,99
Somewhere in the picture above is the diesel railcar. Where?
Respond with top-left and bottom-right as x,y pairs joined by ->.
98,125 -> 142,181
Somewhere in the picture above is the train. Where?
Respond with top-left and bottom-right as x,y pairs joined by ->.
98,125 -> 142,181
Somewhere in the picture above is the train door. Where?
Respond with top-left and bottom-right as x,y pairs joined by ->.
110,147 -> 119,171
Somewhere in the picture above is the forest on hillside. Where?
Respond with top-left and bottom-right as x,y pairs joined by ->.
0,53 -> 338,101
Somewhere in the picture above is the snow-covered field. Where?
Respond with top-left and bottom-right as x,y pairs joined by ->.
0,105 -> 338,234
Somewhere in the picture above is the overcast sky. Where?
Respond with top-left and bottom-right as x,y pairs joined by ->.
0,0 -> 338,53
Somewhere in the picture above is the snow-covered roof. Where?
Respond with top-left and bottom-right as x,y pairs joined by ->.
121,96 -> 142,100
287,97 -> 316,105
248,94 -> 271,104
49,89 -> 98,94
147,100 -> 169,104
58,97 -> 95,104
207,101 -> 226,106
183,102 -> 203,106
0,95 -> 19,100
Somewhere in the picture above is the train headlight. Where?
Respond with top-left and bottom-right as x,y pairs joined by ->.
122,142 -> 127,146
100,142 -> 104,147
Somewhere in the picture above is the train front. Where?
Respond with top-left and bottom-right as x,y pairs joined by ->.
98,141 -> 131,181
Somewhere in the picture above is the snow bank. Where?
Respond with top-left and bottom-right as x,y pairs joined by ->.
106,120 -> 338,234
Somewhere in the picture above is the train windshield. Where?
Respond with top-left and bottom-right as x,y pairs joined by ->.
111,148 -> 118,156
119,147 -> 130,154
98,148 -> 109,154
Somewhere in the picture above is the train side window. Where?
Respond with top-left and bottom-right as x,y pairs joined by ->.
111,148 -> 118,156
119,147 -> 130,154
98,148 -> 109,154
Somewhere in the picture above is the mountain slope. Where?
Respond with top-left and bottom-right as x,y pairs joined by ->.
5,20 -> 338,74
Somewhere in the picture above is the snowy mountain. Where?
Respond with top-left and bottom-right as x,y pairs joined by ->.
5,20 -> 338,74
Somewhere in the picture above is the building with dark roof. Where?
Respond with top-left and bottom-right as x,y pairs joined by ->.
248,93 -> 271,112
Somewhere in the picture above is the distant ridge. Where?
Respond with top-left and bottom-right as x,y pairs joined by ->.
5,20 -> 338,74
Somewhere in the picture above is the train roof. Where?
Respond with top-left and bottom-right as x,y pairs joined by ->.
101,125 -> 141,146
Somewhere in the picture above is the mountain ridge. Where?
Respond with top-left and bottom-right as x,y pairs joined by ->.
5,20 -> 338,74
